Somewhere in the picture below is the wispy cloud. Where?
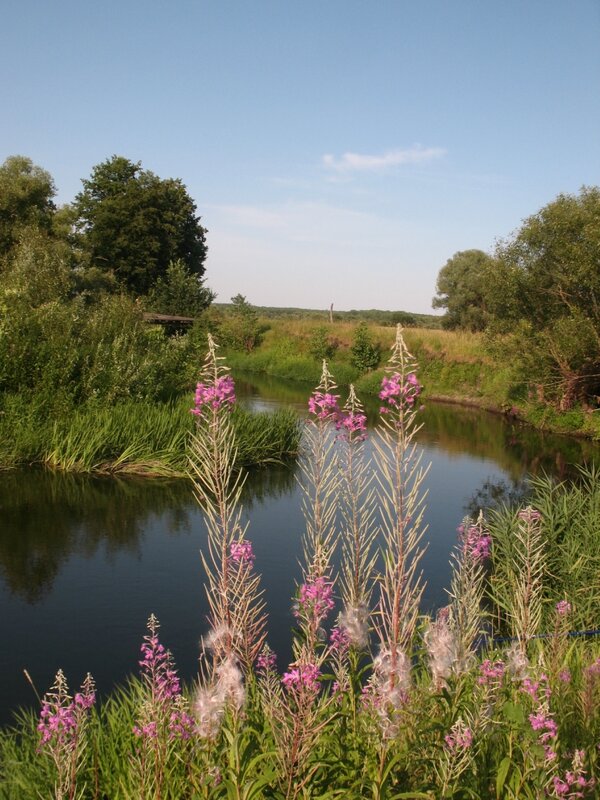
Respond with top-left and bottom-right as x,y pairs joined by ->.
322,144 -> 446,173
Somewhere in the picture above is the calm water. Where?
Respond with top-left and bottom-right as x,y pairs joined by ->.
1,373 -> 598,725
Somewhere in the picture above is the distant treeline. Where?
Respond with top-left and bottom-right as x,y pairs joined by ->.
213,303 -> 442,328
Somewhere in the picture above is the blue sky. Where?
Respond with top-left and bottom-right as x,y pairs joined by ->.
2,0 -> 599,312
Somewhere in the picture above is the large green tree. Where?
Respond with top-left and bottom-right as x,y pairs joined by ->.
0,156 -> 56,262
489,186 -> 600,409
432,249 -> 495,331
73,156 -> 208,295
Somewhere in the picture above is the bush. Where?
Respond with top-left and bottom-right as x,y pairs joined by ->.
308,325 -> 339,361
350,322 -> 380,372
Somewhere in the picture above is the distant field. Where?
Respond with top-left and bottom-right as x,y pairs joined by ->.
212,302 -> 443,329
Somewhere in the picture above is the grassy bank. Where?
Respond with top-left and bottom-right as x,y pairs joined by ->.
0,395 -> 301,475
228,320 -> 600,440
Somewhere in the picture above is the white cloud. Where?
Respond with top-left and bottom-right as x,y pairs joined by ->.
322,145 -> 446,173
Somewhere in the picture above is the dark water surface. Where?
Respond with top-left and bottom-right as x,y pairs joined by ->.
1,373 -> 598,725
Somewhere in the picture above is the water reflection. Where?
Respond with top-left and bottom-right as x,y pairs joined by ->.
0,472 -> 192,603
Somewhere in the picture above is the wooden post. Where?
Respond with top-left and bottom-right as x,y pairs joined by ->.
329,303 -> 334,324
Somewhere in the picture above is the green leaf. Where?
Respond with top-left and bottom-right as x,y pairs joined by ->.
496,756 -> 512,798
502,701 -> 525,725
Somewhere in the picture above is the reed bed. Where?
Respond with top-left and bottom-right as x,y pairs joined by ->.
0,397 -> 301,474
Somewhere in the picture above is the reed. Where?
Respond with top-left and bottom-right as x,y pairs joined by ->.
0,396 -> 301,474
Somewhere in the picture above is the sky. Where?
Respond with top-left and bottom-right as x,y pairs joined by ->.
1,0 -> 599,313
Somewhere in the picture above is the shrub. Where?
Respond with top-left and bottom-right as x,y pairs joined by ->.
350,322 -> 380,372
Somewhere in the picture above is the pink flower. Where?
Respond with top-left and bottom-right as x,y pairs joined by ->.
230,540 -> 255,566
191,375 -> 236,416
556,600 -> 572,616
478,659 -> 505,685
528,710 -> 557,743
379,372 -> 421,413
330,626 -> 350,655
295,576 -> 335,623
444,721 -> 473,751
256,646 -> 277,673
308,391 -> 340,420
460,523 -> 492,561
336,410 -> 367,438
37,671 -> 95,751
282,663 -> 321,694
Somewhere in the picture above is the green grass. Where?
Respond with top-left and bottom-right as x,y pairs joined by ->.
0,396 -> 301,475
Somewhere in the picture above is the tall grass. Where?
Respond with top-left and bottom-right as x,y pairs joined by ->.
0,396 -> 301,474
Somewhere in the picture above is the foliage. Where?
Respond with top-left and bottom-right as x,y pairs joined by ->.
0,156 -> 56,263
72,155 -> 208,296
145,258 -> 215,317
221,304 -> 433,328
0,393 -> 301,474
432,249 -> 496,332
350,322 -> 380,372
489,187 -> 600,409
307,325 -> 339,361
219,294 -> 264,352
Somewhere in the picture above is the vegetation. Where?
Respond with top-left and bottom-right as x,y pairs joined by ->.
218,294 -> 265,353
213,303 -> 440,328
1,335 -> 599,799
0,397 -> 301,474
433,187 -> 600,412
350,321 -> 381,372
432,249 -> 495,332
0,156 -> 303,473
72,155 -> 208,296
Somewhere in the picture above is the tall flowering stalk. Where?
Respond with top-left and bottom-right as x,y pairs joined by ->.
423,511 -> 491,690
262,362 -> 340,799
132,615 -> 195,798
370,326 -> 429,725
37,669 -> 96,800
189,335 -> 266,673
337,385 -> 376,652
188,336 -> 266,748
294,361 -> 340,654
510,507 -> 546,650
436,716 -> 474,797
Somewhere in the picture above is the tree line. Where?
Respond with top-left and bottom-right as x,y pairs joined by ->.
0,154 -> 213,314
432,187 -> 600,410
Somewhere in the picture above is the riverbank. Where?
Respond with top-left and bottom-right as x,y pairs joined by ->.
226,320 -> 600,441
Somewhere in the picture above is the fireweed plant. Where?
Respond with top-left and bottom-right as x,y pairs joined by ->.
9,326 -> 600,798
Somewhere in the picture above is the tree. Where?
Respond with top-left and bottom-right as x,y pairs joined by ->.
0,156 -> 56,262
146,259 -> 215,317
350,322 -> 380,372
72,156 -> 208,296
490,186 -> 600,408
432,249 -> 495,331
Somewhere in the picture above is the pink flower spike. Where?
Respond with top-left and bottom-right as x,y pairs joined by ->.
191,375 -> 236,417
556,600 -> 572,616
230,540 -> 255,566
282,663 -> 321,694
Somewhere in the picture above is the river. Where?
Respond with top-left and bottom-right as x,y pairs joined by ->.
1,372 -> 598,725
